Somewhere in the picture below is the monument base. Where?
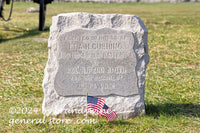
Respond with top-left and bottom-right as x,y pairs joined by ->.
42,93 -> 145,119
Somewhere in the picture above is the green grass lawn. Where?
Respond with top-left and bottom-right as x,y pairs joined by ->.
0,2 -> 200,132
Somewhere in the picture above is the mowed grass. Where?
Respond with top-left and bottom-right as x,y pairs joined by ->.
0,2 -> 200,132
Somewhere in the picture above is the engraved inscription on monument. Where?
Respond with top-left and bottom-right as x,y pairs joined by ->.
54,28 -> 138,96
43,13 -> 149,118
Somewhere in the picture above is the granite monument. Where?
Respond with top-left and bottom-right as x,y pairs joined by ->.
42,12 -> 149,119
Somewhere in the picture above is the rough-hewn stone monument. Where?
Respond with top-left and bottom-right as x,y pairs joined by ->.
42,12 -> 149,119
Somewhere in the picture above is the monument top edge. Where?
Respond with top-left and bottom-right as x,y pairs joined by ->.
50,12 -> 148,37
58,27 -> 133,34
54,12 -> 136,18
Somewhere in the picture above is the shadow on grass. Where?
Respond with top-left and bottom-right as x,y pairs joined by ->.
0,26 -> 49,43
146,103 -> 200,117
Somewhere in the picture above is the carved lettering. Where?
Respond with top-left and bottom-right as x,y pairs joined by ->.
54,28 -> 138,96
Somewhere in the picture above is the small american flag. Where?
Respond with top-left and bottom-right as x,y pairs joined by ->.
87,96 -> 117,121
100,104 -> 118,121
87,96 -> 105,115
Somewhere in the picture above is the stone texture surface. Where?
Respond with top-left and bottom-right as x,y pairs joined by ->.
42,12 -> 149,119
55,28 -> 138,97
